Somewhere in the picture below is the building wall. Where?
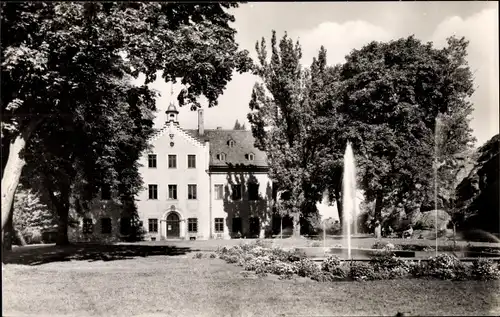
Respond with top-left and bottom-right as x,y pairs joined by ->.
68,199 -> 126,243
210,170 -> 273,239
136,122 -> 211,240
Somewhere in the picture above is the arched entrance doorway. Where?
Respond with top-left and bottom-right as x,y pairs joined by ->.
166,212 -> 180,238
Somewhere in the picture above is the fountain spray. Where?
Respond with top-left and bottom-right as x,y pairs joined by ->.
343,142 -> 357,260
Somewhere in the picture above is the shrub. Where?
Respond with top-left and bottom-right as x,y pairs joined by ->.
295,258 -> 321,277
209,253 -> 217,259
321,255 -> 346,279
311,271 -> 345,282
243,256 -> 272,272
370,253 -> 410,279
268,248 -> 304,263
427,254 -> 469,280
409,260 -> 428,278
471,258 -> 500,280
268,261 -> 297,278
349,262 -> 376,281
193,252 -> 203,259
225,255 -> 240,264
310,241 -> 322,247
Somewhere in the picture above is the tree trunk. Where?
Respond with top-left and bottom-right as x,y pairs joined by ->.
2,210 -> 13,251
292,213 -> 301,238
1,120 -> 40,233
56,204 -> 70,246
1,136 -> 28,232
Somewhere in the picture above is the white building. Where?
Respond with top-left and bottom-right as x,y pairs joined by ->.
136,102 -> 273,240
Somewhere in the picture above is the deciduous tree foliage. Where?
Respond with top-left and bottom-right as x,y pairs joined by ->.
1,2 -> 252,243
13,185 -> 56,244
455,134 -> 499,233
249,32 -> 335,236
335,36 -> 475,227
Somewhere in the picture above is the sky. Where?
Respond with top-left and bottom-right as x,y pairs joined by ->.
141,1 -> 499,146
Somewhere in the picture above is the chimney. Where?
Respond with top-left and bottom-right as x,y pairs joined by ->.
198,109 -> 204,136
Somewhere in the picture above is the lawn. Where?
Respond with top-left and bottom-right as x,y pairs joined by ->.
3,246 -> 500,316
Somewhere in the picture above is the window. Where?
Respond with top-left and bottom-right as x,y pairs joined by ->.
214,184 -> 224,200
248,153 -> 255,161
228,140 -> 235,147
168,185 -> 177,200
188,184 -> 197,200
101,184 -> 111,200
83,218 -> 93,234
188,218 -> 198,233
231,184 -> 242,200
148,184 -> 158,200
216,153 -> 226,161
120,217 -> 131,235
249,217 -> 260,237
148,218 -> 158,233
101,218 -> 112,234
248,183 -> 259,201
232,217 -> 242,234
148,154 -> 157,168
168,155 -> 177,168
215,218 -> 224,233
188,155 -> 196,168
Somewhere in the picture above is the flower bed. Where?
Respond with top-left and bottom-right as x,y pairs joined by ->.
214,241 -> 500,282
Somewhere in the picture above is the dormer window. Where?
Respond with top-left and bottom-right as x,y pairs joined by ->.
216,153 -> 227,161
245,153 -> 255,161
228,140 -> 235,147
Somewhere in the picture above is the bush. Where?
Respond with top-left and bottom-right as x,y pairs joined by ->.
268,248 -> 305,263
471,258 -> 500,280
349,262 -> 376,281
311,271 -> 345,282
193,252 -> 203,259
243,256 -> 273,272
427,254 -> 470,280
295,258 -> 321,277
225,255 -> 240,264
321,255 -> 346,279
268,261 -> 297,278
370,253 -> 410,279
209,253 -> 217,259
409,260 -> 428,278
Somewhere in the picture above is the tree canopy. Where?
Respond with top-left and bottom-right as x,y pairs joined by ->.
249,33 -> 476,235
1,2 -> 252,244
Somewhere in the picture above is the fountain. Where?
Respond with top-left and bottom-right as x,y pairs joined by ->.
342,142 -> 358,259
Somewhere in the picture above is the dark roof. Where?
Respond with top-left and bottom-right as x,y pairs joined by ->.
166,102 -> 179,114
185,129 -> 268,168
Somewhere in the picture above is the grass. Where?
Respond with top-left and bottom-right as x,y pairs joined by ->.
3,246 -> 500,316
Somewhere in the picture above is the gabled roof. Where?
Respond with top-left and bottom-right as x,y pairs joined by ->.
166,102 -> 179,114
185,129 -> 268,168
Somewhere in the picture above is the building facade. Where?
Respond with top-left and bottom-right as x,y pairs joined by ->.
136,103 -> 273,240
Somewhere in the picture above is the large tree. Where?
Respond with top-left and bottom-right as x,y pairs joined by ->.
248,32 -> 337,236
333,36 -> 475,233
1,2 -> 252,242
